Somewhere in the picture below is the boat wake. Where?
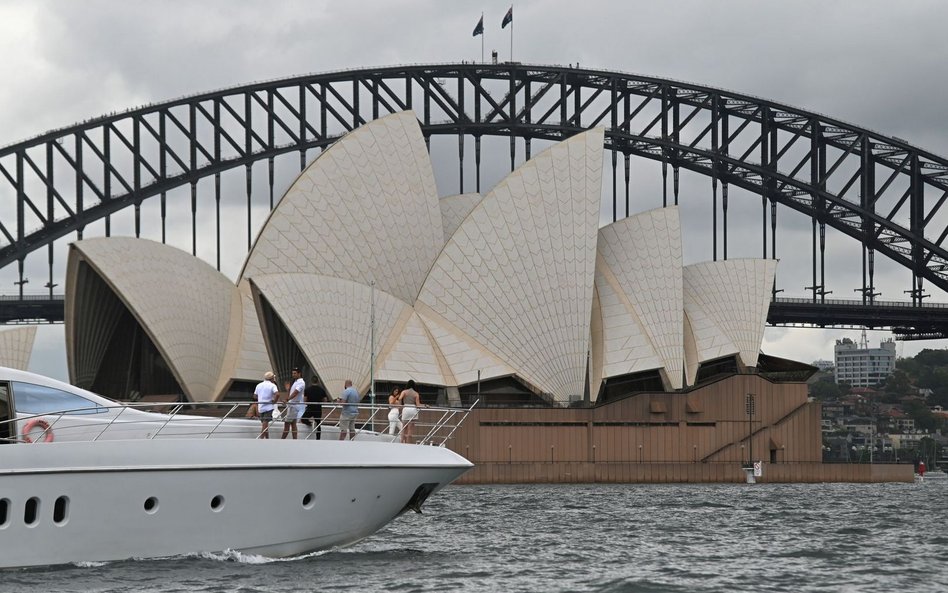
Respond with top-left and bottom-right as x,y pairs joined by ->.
195,548 -> 331,564
72,561 -> 110,568
64,548 -> 331,569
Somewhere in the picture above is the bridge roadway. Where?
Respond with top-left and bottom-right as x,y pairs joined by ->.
4,295 -> 948,340
767,297 -> 948,340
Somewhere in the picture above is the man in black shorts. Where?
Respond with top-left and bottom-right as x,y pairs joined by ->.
301,376 -> 330,439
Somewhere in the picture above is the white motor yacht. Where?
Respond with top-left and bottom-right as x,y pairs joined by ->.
0,367 -> 473,569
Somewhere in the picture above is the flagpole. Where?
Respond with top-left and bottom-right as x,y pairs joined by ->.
502,5 -> 514,62
481,12 -> 484,63
370,280 -> 375,432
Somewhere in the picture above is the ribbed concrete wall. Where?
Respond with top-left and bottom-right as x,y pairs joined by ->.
439,373 -> 910,483
447,374 -> 821,464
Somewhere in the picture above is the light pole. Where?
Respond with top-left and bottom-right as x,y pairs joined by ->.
745,393 -> 756,468
369,281 -> 376,432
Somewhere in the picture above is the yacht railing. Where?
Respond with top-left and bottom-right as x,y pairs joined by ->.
0,400 -> 477,447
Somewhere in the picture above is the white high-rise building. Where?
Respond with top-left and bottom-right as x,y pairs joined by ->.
833,337 -> 897,387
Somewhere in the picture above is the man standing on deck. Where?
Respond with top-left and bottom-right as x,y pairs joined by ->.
281,368 -> 306,439
337,379 -> 361,440
302,375 -> 330,439
254,371 -> 279,439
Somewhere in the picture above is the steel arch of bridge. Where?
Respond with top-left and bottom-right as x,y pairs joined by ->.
4,63 -> 948,332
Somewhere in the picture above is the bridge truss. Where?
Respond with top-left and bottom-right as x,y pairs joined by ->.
3,63 -> 948,337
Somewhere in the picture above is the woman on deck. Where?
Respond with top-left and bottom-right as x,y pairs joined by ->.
399,380 -> 426,444
387,387 -> 402,436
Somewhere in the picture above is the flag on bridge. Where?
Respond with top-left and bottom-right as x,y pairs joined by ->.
502,7 -> 513,29
472,15 -> 484,37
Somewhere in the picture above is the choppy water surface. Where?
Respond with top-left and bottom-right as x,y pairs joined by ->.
6,482 -> 946,592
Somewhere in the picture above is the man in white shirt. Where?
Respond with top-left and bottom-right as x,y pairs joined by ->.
254,371 -> 279,439
281,368 -> 306,440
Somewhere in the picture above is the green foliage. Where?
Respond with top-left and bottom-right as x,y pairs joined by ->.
881,369 -> 912,395
888,350 -> 948,431
808,377 -> 844,401
897,357 -> 922,377
913,349 -> 948,368
902,399 -> 940,432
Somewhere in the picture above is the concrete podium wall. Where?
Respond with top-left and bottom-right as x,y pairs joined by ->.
442,373 -> 912,484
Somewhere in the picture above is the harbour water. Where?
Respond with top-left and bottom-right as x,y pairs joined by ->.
5,481 -> 945,592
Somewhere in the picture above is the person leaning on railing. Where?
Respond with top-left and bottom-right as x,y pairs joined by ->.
336,379 -> 361,441
398,379 -> 428,444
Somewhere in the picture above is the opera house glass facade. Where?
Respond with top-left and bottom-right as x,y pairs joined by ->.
65,111 -> 780,407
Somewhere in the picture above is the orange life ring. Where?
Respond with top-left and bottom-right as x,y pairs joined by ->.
22,418 -> 54,443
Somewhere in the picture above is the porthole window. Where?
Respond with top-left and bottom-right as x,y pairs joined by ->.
24,497 -> 40,526
302,492 -> 315,509
53,496 -> 69,525
210,495 -> 225,512
0,498 -> 9,528
144,497 -> 159,514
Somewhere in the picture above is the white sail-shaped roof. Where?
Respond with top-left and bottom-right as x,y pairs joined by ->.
682,312 -> 702,389
414,303 -> 515,387
683,259 -> 778,371
375,310 -> 450,387
588,286 -> 605,401
249,274 -> 410,396
439,193 -> 483,245
682,292 -> 738,386
67,238 -> 238,402
221,280 -> 271,388
0,326 -> 36,371
593,251 -> 665,380
596,208 -> 684,389
417,129 -> 603,401
241,111 -> 443,305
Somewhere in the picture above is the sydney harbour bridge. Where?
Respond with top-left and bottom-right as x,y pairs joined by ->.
3,63 -> 948,339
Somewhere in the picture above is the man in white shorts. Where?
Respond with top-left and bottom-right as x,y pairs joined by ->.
281,367 -> 306,440
254,371 -> 279,439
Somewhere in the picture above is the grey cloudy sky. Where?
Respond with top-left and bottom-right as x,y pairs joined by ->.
3,0 -> 948,378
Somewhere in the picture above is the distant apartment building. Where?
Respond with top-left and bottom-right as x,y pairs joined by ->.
841,416 -> 875,435
890,432 -> 925,451
893,417 -> 916,432
811,359 -> 835,371
834,337 -> 897,387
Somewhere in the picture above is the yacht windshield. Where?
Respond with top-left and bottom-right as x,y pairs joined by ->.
12,382 -> 108,415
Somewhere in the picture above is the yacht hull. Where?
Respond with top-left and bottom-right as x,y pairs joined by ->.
0,439 -> 471,568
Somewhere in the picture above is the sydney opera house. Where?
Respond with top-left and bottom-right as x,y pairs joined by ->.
66,111 -> 777,404
63,111 -> 868,482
